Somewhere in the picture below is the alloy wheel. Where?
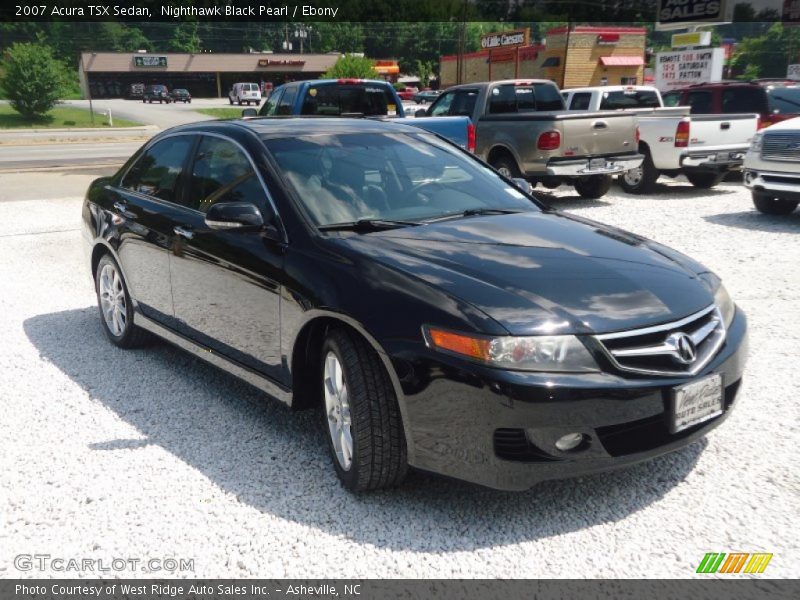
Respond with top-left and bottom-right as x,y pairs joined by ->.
323,351 -> 353,470
623,167 -> 643,186
98,263 -> 127,336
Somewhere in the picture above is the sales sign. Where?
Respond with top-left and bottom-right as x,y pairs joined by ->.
655,48 -> 725,91
134,56 -> 167,68
656,0 -> 732,30
671,31 -> 712,47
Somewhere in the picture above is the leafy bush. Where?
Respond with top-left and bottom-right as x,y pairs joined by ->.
393,82 -> 407,91
0,43 -> 67,119
324,54 -> 376,79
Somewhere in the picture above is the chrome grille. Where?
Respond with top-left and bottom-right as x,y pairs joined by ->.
761,132 -> 800,161
594,305 -> 726,377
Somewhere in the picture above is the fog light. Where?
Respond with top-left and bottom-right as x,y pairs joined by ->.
555,433 -> 585,452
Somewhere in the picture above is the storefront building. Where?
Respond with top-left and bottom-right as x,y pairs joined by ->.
78,52 -> 341,98
440,26 -> 646,89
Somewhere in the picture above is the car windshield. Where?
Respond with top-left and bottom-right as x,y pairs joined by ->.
264,132 -> 538,227
768,86 -> 800,114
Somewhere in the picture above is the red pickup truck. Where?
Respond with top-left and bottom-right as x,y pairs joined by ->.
662,81 -> 800,129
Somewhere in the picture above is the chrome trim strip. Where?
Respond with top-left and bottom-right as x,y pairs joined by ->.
595,304 -> 716,341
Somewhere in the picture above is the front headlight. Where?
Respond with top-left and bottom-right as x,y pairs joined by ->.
750,132 -> 763,153
423,327 -> 599,373
700,273 -> 736,327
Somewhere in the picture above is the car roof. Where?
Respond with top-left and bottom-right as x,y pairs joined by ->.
564,85 -> 660,93
164,117 -> 424,139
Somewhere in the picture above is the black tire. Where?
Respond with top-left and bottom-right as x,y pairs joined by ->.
320,328 -> 408,492
489,153 -> 522,179
94,254 -> 151,348
619,152 -> 659,194
574,175 -> 613,199
685,172 -> 724,189
229,97 -> 233,105
753,193 -> 799,215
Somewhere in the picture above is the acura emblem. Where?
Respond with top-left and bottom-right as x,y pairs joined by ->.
667,332 -> 697,364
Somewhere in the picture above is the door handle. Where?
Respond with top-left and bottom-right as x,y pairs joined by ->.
173,226 -> 194,240
592,121 -> 608,130
720,122 -> 731,130
112,201 -> 136,219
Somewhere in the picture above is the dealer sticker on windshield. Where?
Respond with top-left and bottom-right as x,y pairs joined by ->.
670,373 -> 723,433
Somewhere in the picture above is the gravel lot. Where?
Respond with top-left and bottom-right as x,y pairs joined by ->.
0,171 -> 797,578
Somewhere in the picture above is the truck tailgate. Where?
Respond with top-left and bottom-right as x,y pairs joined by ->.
687,114 -> 758,151
555,112 -> 638,156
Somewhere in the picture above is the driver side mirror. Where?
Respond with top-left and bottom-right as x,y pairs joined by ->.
241,108 -> 258,118
205,202 -> 264,230
512,178 -> 533,194
414,108 -> 428,118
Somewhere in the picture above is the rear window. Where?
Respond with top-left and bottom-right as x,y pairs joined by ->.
686,91 -> 713,114
488,83 -> 564,114
767,86 -> 800,115
242,84 -> 259,91
300,84 -> 397,117
722,87 -> 766,114
599,90 -> 660,109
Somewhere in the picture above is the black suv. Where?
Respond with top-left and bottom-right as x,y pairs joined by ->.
143,85 -> 171,104
170,88 -> 192,103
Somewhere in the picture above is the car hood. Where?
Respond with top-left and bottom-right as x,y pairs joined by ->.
339,211 -> 713,335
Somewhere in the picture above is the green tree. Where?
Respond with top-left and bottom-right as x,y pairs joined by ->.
324,54 -> 376,79
170,22 -> 202,53
415,60 -> 434,88
0,42 -> 66,119
731,23 -> 800,79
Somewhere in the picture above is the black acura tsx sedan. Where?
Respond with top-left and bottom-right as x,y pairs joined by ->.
82,118 -> 748,491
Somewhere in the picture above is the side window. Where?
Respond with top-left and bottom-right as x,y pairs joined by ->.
450,90 -> 478,117
188,137 -> 274,218
686,91 -> 713,114
121,136 -> 194,204
662,92 -> 682,107
277,87 -> 297,115
569,92 -> 592,110
722,88 -> 765,114
489,84 -> 517,113
259,88 -> 284,116
429,91 -> 455,116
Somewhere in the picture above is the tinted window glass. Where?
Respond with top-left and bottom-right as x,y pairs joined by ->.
722,87 -> 765,113
259,88 -> 284,116
122,136 -> 194,204
301,84 -> 396,116
767,86 -> 800,114
188,137 -> 269,214
490,83 -> 564,113
532,83 -> 565,110
687,91 -> 712,114
450,90 -> 478,117
569,93 -> 592,110
265,132 -> 537,226
662,92 -> 682,107
599,90 -> 660,109
429,91 -> 455,116
277,87 -> 297,115
489,85 -> 518,113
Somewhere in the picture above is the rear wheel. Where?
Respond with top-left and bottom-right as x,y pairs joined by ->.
229,97 -> 233,105
320,328 -> 408,491
489,154 -> 522,179
753,193 -> 798,215
574,175 -> 612,199
95,254 -> 150,348
686,171 -> 724,189
619,152 -> 659,194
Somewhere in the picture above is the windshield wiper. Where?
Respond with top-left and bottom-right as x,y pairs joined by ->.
318,218 -> 421,232
424,208 -> 523,223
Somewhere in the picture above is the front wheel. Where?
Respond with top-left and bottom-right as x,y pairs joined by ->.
685,171 -> 724,189
619,153 -> 659,194
95,254 -> 150,348
574,175 -> 612,199
320,328 -> 408,492
753,193 -> 799,215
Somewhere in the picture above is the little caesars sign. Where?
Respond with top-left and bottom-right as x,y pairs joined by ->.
655,48 -> 724,91
480,29 -> 529,50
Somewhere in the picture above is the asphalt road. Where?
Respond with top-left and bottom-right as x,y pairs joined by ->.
65,98 -> 219,129
0,142 -> 144,170
0,170 -> 797,578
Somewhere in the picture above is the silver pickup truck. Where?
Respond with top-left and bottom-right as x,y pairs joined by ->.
416,79 -> 643,198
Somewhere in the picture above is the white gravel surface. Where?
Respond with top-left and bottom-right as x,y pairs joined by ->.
0,172 -> 798,579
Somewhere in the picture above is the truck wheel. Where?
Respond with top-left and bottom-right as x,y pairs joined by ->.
619,152 -> 659,194
574,175 -> 612,199
490,155 -> 522,179
686,172 -> 724,189
320,328 -> 408,491
229,97 -> 233,105
753,193 -> 798,215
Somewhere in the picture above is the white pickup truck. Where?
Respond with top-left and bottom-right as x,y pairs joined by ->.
744,116 -> 800,215
562,86 -> 759,193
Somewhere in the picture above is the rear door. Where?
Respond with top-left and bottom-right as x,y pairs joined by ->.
168,133 -> 285,381
113,134 -> 198,327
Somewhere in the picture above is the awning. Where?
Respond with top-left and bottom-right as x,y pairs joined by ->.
599,56 -> 645,66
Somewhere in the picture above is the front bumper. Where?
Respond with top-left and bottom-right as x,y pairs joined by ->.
744,168 -> 800,201
394,309 -> 748,491
680,149 -> 747,172
545,154 -> 644,177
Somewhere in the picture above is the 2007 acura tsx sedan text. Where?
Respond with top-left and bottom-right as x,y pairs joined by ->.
82,118 -> 748,491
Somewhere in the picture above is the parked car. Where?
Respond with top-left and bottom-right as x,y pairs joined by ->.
662,81 -> 800,130
413,90 -> 440,104
744,116 -> 800,215
417,79 -> 643,199
170,88 -> 192,103
248,79 -> 474,152
142,85 -> 171,104
562,85 -> 759,193
82,118 -> 747,492
229,82 -> 261,106
395,86 -> 418,101
127,83 -> 145,99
